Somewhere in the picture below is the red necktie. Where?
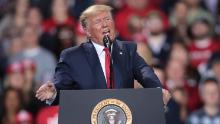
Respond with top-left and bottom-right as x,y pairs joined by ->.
104,48 -> 113,88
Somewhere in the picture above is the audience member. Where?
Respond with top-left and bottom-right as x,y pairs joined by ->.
115,0 -> 157,40
169,1 -> 190,43
4,61 -> 25,90
187,78 -> 220,124
12,25 -> 56,87
172,87 -> 189,123
188,18 -> 220,74
0,87 -> 31,124
165,59 -> 201,112
142,10 -> 172,65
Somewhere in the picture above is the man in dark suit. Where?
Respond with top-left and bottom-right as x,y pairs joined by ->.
36,5 -> 170,105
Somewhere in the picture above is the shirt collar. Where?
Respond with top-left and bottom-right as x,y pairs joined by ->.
92,41 -> 105,56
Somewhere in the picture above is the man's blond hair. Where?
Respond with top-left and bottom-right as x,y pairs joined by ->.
80,5 -> 113,29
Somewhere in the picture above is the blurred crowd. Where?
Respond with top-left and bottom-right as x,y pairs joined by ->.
0,0 -> 220,124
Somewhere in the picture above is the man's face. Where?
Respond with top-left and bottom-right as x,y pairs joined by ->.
146,16 -> 163,35
22,27 -> 38,47
85,11 -> 116,45
202,82 -> 220,106
192,22 -> 210,40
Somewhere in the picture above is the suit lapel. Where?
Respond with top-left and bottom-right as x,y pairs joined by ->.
112,40 -> 125,88
82,41 -> 107,88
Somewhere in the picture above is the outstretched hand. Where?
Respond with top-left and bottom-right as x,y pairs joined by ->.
35,81 -> 56,101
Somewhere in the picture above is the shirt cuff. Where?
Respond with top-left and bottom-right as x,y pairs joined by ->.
46,90 -> 57,105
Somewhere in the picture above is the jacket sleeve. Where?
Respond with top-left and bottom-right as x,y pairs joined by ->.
52,49 -> 77,105
131,43 -> 162,88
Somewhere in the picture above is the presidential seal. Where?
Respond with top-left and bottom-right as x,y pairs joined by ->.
91,98 -> 132,124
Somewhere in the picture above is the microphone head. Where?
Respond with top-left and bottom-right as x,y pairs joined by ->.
103,35 -> 111,48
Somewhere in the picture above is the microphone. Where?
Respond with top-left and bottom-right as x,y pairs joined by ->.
103,35 -> 112,53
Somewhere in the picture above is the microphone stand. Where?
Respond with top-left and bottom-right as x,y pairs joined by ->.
103,35 -> 114,89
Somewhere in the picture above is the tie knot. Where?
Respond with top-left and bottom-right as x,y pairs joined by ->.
103,48 -> 109,52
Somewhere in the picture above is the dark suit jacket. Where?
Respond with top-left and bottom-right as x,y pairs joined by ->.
53,40 -> 162,104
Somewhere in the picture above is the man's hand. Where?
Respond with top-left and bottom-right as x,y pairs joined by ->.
35,81 -> 56,101
162,89 -> 171,106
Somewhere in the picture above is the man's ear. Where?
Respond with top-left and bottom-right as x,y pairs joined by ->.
86,31 -> 91,37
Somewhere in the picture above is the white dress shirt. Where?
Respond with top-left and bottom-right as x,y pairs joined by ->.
92,41 -> 107,81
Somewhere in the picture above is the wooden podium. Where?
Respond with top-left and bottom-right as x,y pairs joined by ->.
58,88 -> 166,124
